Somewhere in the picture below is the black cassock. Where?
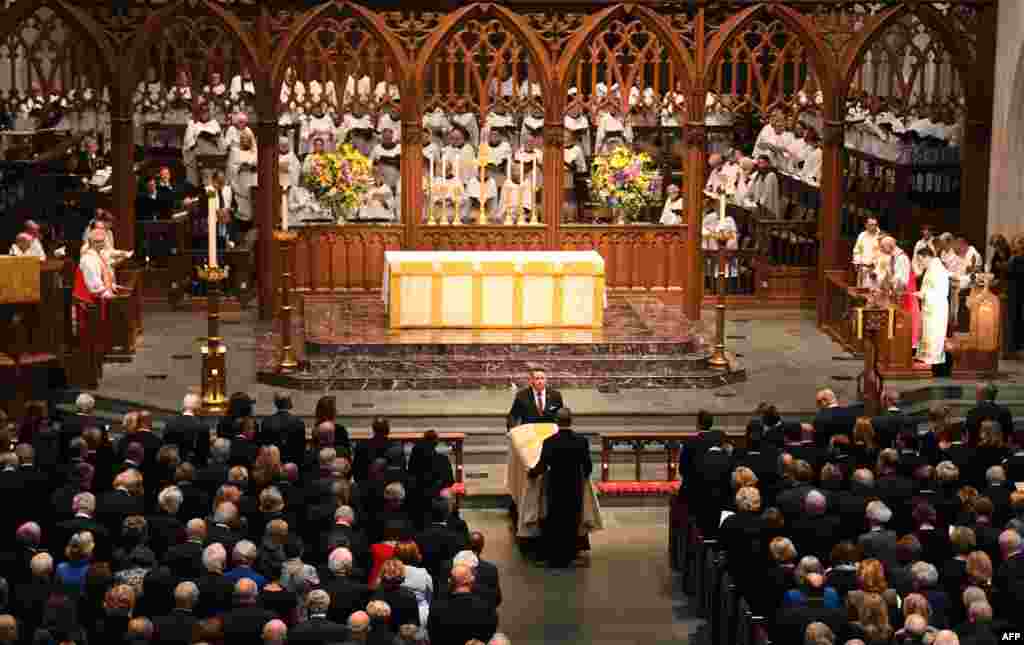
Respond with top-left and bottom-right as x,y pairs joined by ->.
529,428 -> 593,566
1007,256 -> 1024,352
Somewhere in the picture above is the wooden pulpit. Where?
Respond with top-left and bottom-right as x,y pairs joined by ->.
854,305 -> 896,416
954,276 -> 1001,377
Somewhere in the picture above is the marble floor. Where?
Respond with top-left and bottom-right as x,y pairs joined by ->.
461,507 -> 698,645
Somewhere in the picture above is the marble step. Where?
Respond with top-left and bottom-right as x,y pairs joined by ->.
296,354 -> 714,373
304,340 -> 703,358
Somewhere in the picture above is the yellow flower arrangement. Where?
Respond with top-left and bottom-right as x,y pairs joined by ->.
303,144 -> 375,213
590,146 -> 659,219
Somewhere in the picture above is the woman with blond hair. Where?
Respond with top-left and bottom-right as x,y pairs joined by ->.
369,558 -> 421,632
57,531 -> 95,591
394,541 -> 433,638
846,591 -> 894,644
852,416 -> 880,468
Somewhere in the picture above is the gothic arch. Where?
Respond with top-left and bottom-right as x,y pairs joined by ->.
0,0 -> 116,92
556,4 -> 696,97
413,3 -> 554,115
839,3 -> 972,105
125,0 -> 260,96
269,1 -> 410,104
704,3 -> 838,120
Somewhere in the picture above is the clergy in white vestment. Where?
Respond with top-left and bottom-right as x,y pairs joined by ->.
945,236 -> 982,329
77,228 -> 118,301
704,154 -> 728,193
370,128 -> 402,189
81,214 -> 132,268
183,104 -> 224,186
228,130 -> 258,231
915,247 -> 949,367
912,225 -> 937,277
747,155 -> 783,218
879,236 -> 921,349
783,124 -> 811,175
754,113 -> 786,165
659,185 -> 683,226
9,233 -> 43,258
852,216 -> 883,288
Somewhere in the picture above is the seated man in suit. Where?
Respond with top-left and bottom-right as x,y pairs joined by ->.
507,368 -> 564,428
813,388 -> 856,449
966,382 -> 1013,447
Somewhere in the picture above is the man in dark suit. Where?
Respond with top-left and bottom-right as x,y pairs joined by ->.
258,394 -> 307,465
507,368 -> 565,428
163,519 -> 206,581
428,564 -> 498,645
966,382 -> 1014,446
352,417 -> 394,483
528,407 -> 592,567
221,578 -> 276,645
691,427 -> 735,538
789,489 -> 843,560
151,581 -> 200,645
812,388 -> 857,449
163,393 -> 210,466
290,589 -> 349,644
59,393 -> 97,462
872,390 -> 915,448
53,491 -> 111,560
994,529 -> 1024,629
468,531 -> 502,607
97,470 -> 146,536
322,546 -> 371,624
414,498 -> 468,582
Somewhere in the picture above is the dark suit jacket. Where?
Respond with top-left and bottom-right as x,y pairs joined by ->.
995,553 -> 1024,628
152,609 -> 198,645
427,592 -> 498,645
164,540 -> 204,580
858,528 -> 900,569
196,572 -> 236,617
322,575 -> 371,624
53,515 -> 112,560
289,615 -> 349,645
474,559 -> 502,607
772,605 -> 847,645
221,604 -> 278,645
414,524 -> 469,582
163,414 -> 210,466
258,411 -> 307,465
507,387 -> 565,428
370,588 -> 421,628
813,405 -> 857,448
97,488 -> 146,536
789,514 -> 843,561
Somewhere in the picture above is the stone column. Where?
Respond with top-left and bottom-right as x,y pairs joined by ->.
963,4 -> 996,250
543,122 -> 564,249
818,119 -> 845,326
255,118 -> 278,320
683,120 -> 707,322
110,112 -> 135,251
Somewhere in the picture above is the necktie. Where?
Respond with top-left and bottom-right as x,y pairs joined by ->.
536,392 -> 543,414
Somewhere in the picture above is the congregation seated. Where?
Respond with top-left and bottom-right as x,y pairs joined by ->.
676,383 -> 1023,645
0,391 -> 505,645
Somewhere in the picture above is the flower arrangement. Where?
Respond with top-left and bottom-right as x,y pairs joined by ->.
302,144 -> 375,214
590,146 -> 659,219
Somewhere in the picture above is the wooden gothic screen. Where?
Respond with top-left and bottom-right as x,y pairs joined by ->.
139,14 -> 253,91
0,6 -> 106,95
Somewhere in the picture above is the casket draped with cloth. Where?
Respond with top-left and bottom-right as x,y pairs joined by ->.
506,423 -> 604,538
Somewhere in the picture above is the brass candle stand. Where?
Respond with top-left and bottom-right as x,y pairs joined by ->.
707,232 -> 732,370
273,230 -> 300,373
197,264 -> 229,414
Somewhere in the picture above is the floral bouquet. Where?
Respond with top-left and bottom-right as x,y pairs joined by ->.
590,146 -> 659,219
303,144 -> 375,214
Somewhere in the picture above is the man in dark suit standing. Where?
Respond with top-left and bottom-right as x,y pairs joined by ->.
258,394 -> 307,465
507,368 -> 565,429
528,407 -> 592,567
813,388 -> 856,449
163,393 -> 210,466
966,382 -> 1014,446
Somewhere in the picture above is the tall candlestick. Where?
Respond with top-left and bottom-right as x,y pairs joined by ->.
531,154 -> 537,189
281,190 -> 289,231
207,187 -> 218,267
507,155 -> 512,180
719,193 -> 726,222
430,155 -> 435,184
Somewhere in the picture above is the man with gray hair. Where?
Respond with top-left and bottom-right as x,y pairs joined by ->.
164,392 -> 209,465
790,489 -> 842,561
428,564 -> 498,645
196,542 -> 234,618
982,465 -> 1011,524
225,540 -> 266,589
322,546 -> 370,624
289,589 -> 347,644
53,491 -> 110,558
995,529 -> 1024,624
151,581 -> 199,645
859,501 -> 898,569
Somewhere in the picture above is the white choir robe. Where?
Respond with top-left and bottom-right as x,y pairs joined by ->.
371,143 -> 402,189
748,171 -> 782,218
659,198 -> 683,226
9,241 -> 45,259
498,180 -> 533,222
357,184 -> 397,221
302,114 -> 335,153
165,86 -> 193,125
754,124 -> 780,161
564,114 -> 591,158
918,257 -> 950,365
720,162 -> 741,195
451,112 -> 480,149
229,148 -> 258,223
734,173 -> 757,205
702,212 -> 739,277
434,179 -> 468,224
801,147 -> 823,186
183,119 -> 224,186
80,249 -> 115,298
852,229 -> 882,287
422,109 -> 451,149
442,144 -> 478,180
784,138 -> 810,175
876,250 -> 911,292
464,177 -> 500,223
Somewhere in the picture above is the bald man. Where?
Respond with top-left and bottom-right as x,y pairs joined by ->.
222,578 -> 276,644
348,611 -> 371,643
151,582 -> 199,645
262,620 -> 287,645
428,564 -> 498,645
289,590 -> 348,645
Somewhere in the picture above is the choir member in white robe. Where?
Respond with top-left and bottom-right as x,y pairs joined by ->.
203,72 -> 228,123
747,155 -> 783,218
422,107 -> 451,150
564,109 -> 591,159
754,113 -> 786,165
521,113 -> 544,152
435,165 -> 468,225
595,112 -> 631,153
852,216 -> 883,288
302,103 -> 335,154
704,154 -> 728,193
497,165 -> 533,222
485,111 -> 516,149
377,109 -> 401,142
442,126 -> 477,179
9,233 -> 43,258
223,112 -> 252,158
482,128 -> 512,186
784,124 -> 811,175
228,131 -> 258,231
370,129 -> 402,189
165,71 -> 193,126
801,130 -> 823,186
719,153 -> 741,195
230,68 -> 257,114
279,136 -> 301,217
464,175 -> 499,224
563,135 -> 587,219
182,105 -> 224,186
450,112 -> 479,150
135,70 -> 165,147
734,158 -> 758,205
342,111 -> 375,158
358,171 -> 397,222
915,247 -> 949,367
659,185 -> 683,226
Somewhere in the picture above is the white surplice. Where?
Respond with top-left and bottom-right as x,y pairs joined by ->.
918,256 -> 950,365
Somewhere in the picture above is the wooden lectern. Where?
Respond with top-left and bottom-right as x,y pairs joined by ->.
854,304 -> 897,416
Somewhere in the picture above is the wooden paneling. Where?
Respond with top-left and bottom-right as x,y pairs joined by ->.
560,226 -> 687,291
277,226 -> 403,299
416,227 -> 547,252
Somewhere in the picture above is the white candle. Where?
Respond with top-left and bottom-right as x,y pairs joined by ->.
430,155 -> 435,183
507,155 -> 512,180
281,191 -> 289,231
532,155 -> 537,189
207,188 -> 218,267
455,151 -> 460,183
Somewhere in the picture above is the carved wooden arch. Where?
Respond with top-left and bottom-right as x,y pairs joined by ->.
269,1 -> 411,110
556,3 -> 696,99
839,3 -> 972,106
412,3 -> 554,114
0,0 -> 116,91
126,0 -> 260,100
704,3 -> 839,120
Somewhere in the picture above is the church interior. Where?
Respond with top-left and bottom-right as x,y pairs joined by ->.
3,0 -> 1024,643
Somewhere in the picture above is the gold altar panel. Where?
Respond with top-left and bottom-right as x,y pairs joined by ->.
0,257 -> 41,304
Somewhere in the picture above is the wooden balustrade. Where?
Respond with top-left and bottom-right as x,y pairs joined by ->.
820,269 -> 864,356
598,430 -> 747,486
